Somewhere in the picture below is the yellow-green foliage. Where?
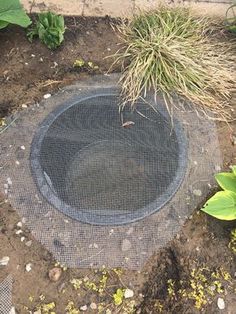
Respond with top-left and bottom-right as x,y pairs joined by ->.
174,267 -> 232,309
229,228 -> 236,253
65,301 -> 80,314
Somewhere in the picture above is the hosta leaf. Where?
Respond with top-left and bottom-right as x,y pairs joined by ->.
0,0 -> 31,28
201,190 -> 236,220
0,20 -> 9,29
232,165 -> 236,176
215,173 -> 236,193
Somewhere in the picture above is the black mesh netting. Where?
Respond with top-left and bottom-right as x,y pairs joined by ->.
31,94 -> 187,225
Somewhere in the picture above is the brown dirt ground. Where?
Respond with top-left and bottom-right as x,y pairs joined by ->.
0,16 -> 236,314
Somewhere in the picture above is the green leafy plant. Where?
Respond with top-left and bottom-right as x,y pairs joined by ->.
113,288 -> 125,306
225,2 -> 236,33
201,166 -> 236,220
73,58 -> 99,71
0,0 -> 31,29
27,11 -> 65,49
112,7 -> 234,120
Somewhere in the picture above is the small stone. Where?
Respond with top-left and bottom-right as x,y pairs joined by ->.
43,93 -> 51,99
0,256 -> 10,266
9,307 -> 16,314
15,229 -> 23,235
15,160 -> 20,165
20,236 -> 25,242
217,297 -> 225,310
80,305 -> 88,311
17,221 -> 22,228
209,285 -> 216,291
93,243 -> 98,249
126,227 -> 134,235
22,217 -> 27,223
25,240 -> 32,247
48,267 -> 62,282
20,145 -> 25,150
25,263 -> 32,272
25,62 -> 28,65
22,104 -> 28,108
7,178 -> 12,185
109,229 -> 114,235
193,189 -> 202,197
39,57 -> 43,62
90,303 -> 97,310
121,239 -> 132,252
196,246 -> 200,252
215,165 -> 221,172
124,288 -> 134,299
31,54 -> 35,57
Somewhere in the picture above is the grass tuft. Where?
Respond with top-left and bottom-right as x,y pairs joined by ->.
112,7 -> 235,120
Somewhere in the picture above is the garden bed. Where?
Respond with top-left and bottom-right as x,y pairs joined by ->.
0,16 -> 236,313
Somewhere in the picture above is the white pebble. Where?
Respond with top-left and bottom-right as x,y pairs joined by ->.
43,93 -> 51,99
193,189 -> 202,197
20,145 -> 25,150
7,178 -> 12,185
126,227 -> 134,235
25,240 -> 32,247
9,307 -> 16,314
20,237 -> 25,242
31,54 -> 35,57
15,160 -> 20,165
15,229 -> 23,235
80,305 -> 88,311
109,229 -> 114,235
25,263 -> 32,272
0,256 -> 10,266
22,104 -> 28,108
124,288 -> 134,299
90,303 -> 97,310
217,297 -> 225,310
17,221 -> 22,228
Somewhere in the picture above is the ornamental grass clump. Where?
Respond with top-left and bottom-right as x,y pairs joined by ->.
113,7 -> 235,120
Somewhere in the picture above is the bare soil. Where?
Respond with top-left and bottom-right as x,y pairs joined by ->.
0,16 -> 236,314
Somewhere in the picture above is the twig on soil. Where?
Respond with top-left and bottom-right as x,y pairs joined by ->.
35,79 -> 63,88
0,117 -> 17,135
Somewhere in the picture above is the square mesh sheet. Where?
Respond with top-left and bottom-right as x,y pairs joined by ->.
0,74 -> 222,269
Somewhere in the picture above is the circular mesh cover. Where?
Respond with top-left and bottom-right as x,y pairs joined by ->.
31,94 -> 187,225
